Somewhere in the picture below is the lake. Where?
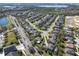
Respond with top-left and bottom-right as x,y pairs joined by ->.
0,17 -> 8,27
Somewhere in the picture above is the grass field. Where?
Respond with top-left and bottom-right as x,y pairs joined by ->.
4,31 -> 19,46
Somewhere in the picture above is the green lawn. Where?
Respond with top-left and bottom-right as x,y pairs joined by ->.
5,31 -> 18,46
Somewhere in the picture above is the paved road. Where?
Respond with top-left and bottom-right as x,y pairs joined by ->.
26,19 -> 44,32
8,15 -> 60,55
48,15 -> 60,32
9,15 -> 40,56
25,16 -> 60,47
8,16 -> 32,55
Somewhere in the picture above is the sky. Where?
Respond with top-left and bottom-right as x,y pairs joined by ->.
0,0 -> 79,3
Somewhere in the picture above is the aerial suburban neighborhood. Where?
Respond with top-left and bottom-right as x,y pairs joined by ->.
0,3 -> 79,56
